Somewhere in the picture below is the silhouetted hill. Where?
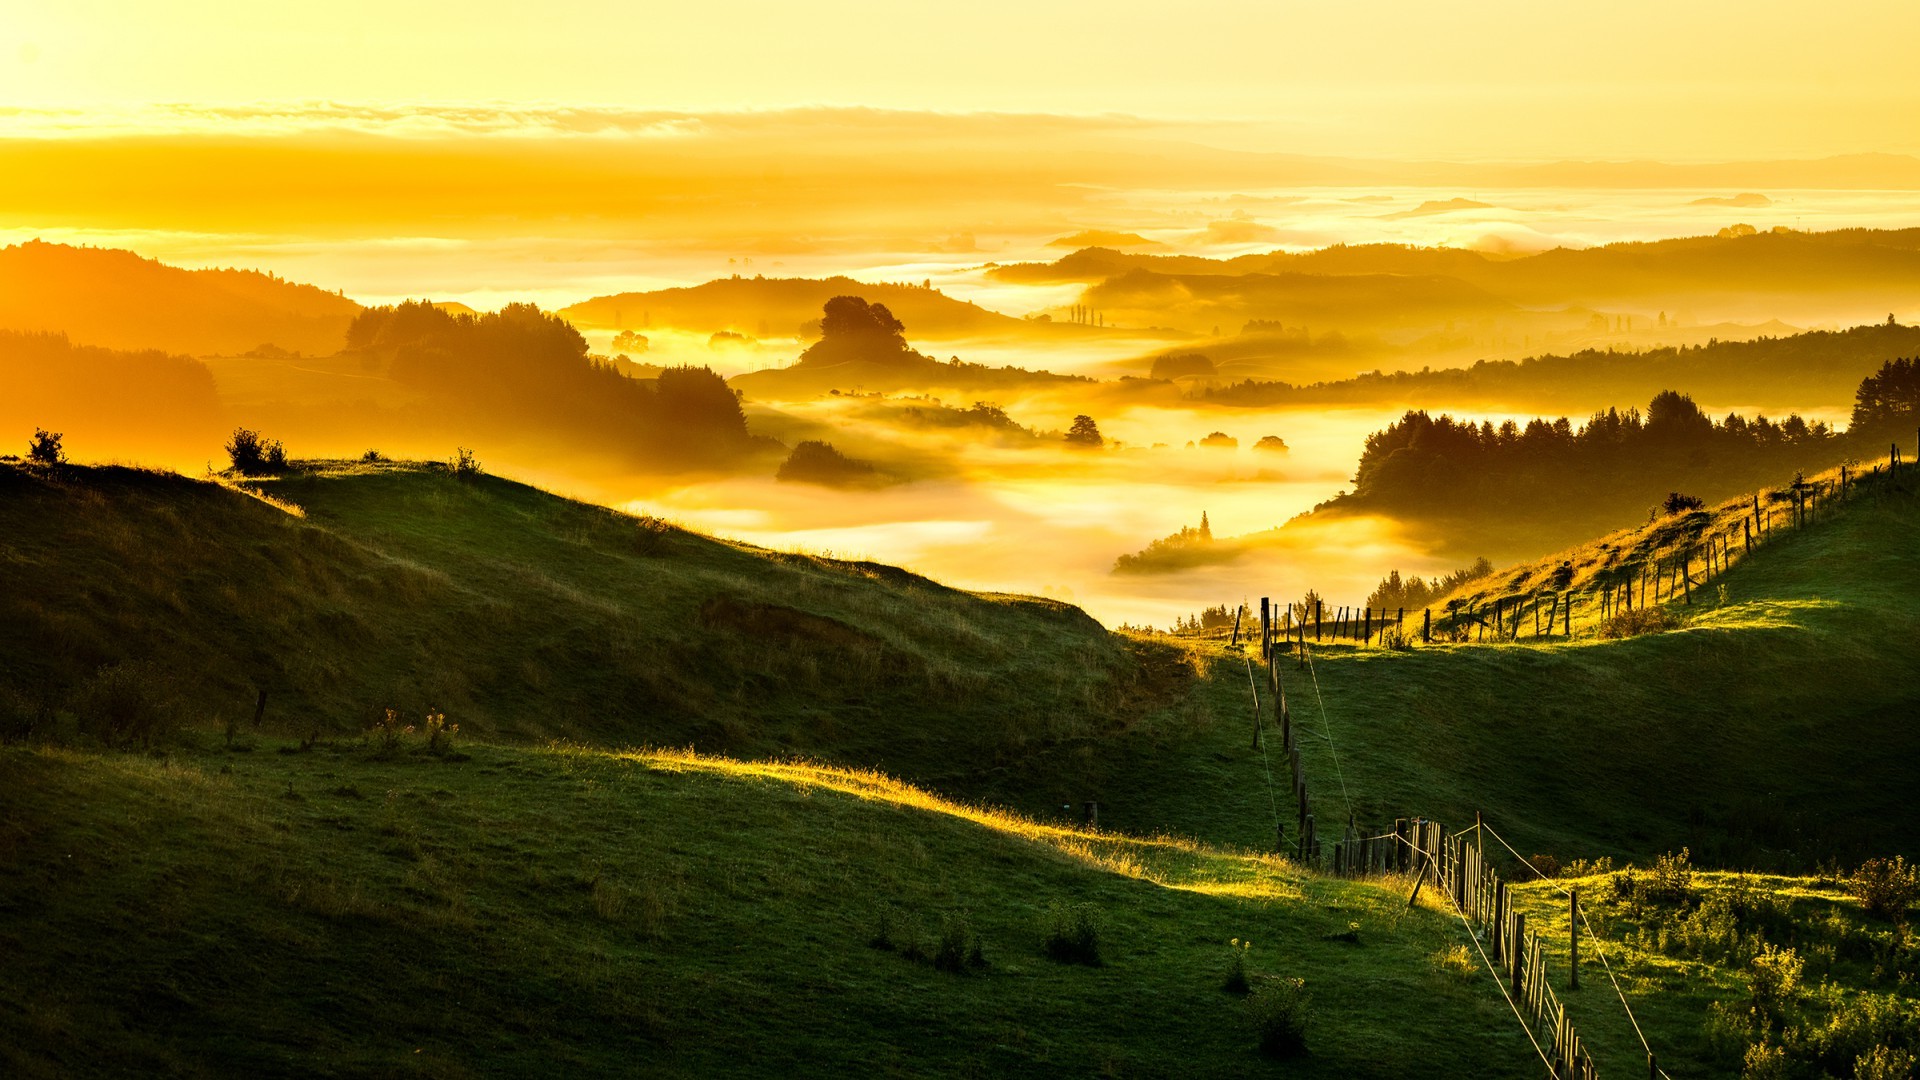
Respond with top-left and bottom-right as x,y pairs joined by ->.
0,331 -> 223,458
993,228 -> 1920,323
0,241 -> 361,355
1081,268 -> 1511,334
731,296 -> 1090,398
1203,322 -> 1920,413
560,275 -> 1026,338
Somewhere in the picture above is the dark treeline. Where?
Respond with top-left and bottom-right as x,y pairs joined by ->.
1202,323 -> 1920,413
733,296 -> 1089,397
1365,559 -> 1496,612
350,301 -> 768,466
1852,356 -> 1920,439
1320,389 -> 1857,547
0,331 -> 223,456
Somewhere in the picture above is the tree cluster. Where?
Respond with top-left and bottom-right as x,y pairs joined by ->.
349,301 -> 753,465
1851,357 -> 1920,436
1338,391 -> 1839,523
1365,559 -> 1494,611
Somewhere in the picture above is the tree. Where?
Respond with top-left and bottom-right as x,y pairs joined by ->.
1065,415 -> 1104,448
1852,357 -> 1920,431
225,427 -> 287,475
26,428 -> 63,467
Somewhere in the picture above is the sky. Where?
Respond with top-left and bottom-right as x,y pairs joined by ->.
4,0 -> 1919,160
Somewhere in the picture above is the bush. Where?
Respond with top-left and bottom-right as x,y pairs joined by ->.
1750,943 -> 1804,1021
360,448 -> 385,463
1245,977 -> 1310,1058
451,446 -> 482,479
27,428 -> 64,467
1598,606 -> 1683,639
1743,1038 -> 1790,1080
1663,492 -> 1707,514
226,427 -> 288,475
933,912 -> 986,973
1855,1046 -> 1917,1080
1526,853 -> 1563,878
1849,858 -> 1920,921
1647,848 -> 1696,903
70,661 -> 179,748
423,710 -> 459,754
1043,901 -> 1102,966
1223,938 -> 1252,994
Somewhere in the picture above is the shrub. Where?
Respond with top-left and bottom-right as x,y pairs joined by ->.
1856,1046 -> 1917,1080
1663,492 -> 1707,514
1750,943 -> 1805,1021
451,446 -> 482,479
1245,977 -> 1310,1058
1646,848 -> 1696,903
933,912 -> 985,973
1526,853 -> 1563,879
368,708 -> 408,754
1704,999 -> 1759,1062
1043,901 -> 1102,966
423,710 -> 459,754
360,448 -> 385,463
1849,858 -> 1920,921
27,428 -> 64,467
1223,938 -> 1252,994
1598,606 -> 1682,639
1743,1038 -> 1790,1080
226,427 -> 288,475
70,661 -> 178,748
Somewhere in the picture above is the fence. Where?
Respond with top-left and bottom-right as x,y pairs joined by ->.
1256,439 -> 1919,651
1245,633 -> 1672,1078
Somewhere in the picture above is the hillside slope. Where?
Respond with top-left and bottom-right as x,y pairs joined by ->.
0,739 -> 1564,1079
0,241 -> 360,356
561,276 -> 1025,339
1276,470 -> 1920,867
0,461 -> 1191,801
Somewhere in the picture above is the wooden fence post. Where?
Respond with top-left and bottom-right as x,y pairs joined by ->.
1511,911 -> 1526,996
1570,886 -> 1580,990
1363,606 -> 1372,643
1423,607 -> 1431,644
1315,600 -> 1322,641
1564,593 -> 1572,635
1259,597 -> 1270,659
1683,551 -> 1692,604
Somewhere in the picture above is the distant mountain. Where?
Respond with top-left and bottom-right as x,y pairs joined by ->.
560,276 -> 1028,338
1082,268 -> 1512,334
1380,197 -> 1495,220
992,228 -> 1920,325
1047,229 -> 1162,249
0,241 -> 361,356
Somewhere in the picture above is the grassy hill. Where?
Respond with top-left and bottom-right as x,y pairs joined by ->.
0,460 -> 1192,805
6,452 -> 1920,1075
0,737 -> 1575,1079
1243,464 -> 1920,868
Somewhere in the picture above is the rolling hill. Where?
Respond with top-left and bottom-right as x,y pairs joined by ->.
0,241 -> 361,356
560,276 -> 1028,339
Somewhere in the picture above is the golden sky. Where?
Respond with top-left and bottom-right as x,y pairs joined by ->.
4,0 -> 1918,160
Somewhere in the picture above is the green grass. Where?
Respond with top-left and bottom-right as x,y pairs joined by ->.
0,460 -> 1199,802
5,452 -> 1920,1074
1262,471 -> 1920,867
0,737 -> 1550,1078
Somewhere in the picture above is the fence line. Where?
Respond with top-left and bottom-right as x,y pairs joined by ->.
1259,446 -> 1917,652
1244,635 -> 1619,1077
